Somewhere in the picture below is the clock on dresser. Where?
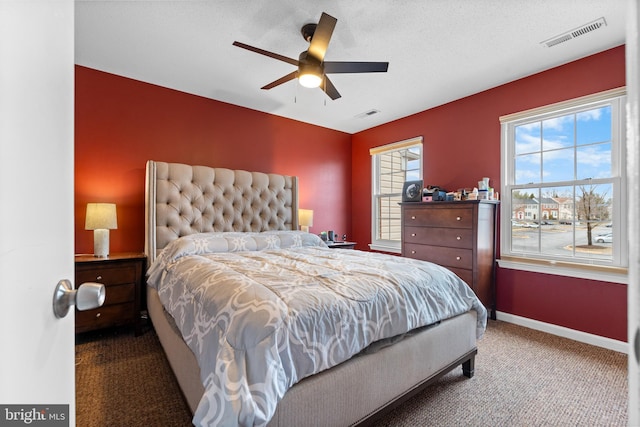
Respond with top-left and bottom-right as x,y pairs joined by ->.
74,252 -> 146,335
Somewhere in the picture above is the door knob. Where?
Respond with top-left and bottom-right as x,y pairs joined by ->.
53,279 -> 105,318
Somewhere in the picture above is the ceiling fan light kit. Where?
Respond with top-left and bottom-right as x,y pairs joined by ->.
298,51 -> 323,88
299,72 -> 322,88
232,12 -> 388,100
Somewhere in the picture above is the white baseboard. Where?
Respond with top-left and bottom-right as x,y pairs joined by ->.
495,311 -> 629,354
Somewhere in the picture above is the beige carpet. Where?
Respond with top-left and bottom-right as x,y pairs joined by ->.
76,320 -> 628,426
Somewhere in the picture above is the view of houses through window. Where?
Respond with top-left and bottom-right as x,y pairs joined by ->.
510,184 -> 614,260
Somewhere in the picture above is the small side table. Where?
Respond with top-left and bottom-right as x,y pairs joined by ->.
74,252 -> 146,335
326,241 -> 357,250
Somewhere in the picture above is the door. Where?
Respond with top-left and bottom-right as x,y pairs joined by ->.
0,1 -> 75,425
628,0 -> 640,424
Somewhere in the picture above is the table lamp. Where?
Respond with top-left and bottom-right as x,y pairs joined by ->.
299,209 -> 313,233
85,203 -> 117,257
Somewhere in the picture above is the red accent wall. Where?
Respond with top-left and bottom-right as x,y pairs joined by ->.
351,45 -> 627,341
75,66 -> 352,255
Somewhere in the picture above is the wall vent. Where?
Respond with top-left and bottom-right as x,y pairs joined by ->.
541,17 -> 607,48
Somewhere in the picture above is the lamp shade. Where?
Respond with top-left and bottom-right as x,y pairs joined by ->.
299,209 -> 314,228
85,203 -> 117,230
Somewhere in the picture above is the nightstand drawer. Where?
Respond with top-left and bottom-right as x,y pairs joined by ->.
404,226 -> 473,249
404,243 -> 473,269
103,283 -> 135,305
76,302 -> 135,333
76,264 -> 138,285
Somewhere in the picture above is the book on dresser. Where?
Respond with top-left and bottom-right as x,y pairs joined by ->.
401,200 -> 499,319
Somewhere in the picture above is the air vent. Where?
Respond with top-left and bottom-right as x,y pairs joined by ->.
541,17 -> 607,48
355,109 -> 380,119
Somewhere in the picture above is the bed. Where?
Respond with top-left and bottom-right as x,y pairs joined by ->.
144,160 -> 487,426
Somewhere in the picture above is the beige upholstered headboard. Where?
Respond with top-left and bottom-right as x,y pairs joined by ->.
145,160 -> 299,264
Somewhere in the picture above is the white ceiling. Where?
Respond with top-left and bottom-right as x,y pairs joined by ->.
75,0 -> 627,134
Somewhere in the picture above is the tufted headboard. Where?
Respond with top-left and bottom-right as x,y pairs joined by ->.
144,160 -> 299,264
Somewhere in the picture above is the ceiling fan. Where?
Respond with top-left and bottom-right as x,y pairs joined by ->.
232,12 -> 389,100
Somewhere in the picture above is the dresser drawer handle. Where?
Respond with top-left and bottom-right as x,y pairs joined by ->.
411,233 -> 417,237
456,216 -> 462,221
95,312 -> 101,318
96,275 -> 103,281
456,236 -> 461,240
411,250 -> 416,254
411,216 -> 416,220
456,256 -> 461,261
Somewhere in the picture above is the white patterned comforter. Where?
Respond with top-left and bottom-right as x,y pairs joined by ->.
147,231 -> 487,427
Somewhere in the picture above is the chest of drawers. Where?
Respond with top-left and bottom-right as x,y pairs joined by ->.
401,200 -> 498,318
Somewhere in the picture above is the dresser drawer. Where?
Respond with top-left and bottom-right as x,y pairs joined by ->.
76,264 -> 138,286
75,302 -> 135,333
446,267 -> 473,287
404,243 -> 473,269
404,226 -> 473,249
404,207 -> 473,228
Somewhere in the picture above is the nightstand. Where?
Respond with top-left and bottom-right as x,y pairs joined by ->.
75,252 -> 146,335
326,241 -> 357,249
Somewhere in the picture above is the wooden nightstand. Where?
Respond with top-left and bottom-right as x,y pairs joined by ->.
326,241 -> 357,249
75,252 -> 146,335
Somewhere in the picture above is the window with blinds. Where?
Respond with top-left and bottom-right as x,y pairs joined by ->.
370,137 -> 422,252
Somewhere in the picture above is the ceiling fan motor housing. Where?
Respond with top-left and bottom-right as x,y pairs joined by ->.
301,23 -> 317,42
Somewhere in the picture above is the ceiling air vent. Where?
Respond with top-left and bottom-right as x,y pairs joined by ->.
541,17 -> 607,48
355,109 -> 380,119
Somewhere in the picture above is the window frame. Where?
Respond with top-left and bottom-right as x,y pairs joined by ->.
499,88 -> 628,282
370,137 -> 423,253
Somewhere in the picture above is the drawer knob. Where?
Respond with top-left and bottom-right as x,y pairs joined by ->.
411,233 -> 416,237
95,312 -> 101,318
456,216 -> 461,221
411,250 -> 416,254
456,236 -> 461,240
96,275 -> 103,281
411,216 -> 416,220
456,256 -> 461,260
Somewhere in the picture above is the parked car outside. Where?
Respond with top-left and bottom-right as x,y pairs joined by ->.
595,233 -> 613,243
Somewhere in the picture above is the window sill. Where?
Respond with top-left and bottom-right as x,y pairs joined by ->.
497,256 -> 628,284
369,243 -> 401,254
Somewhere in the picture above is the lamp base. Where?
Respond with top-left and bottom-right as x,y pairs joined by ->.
93,229 -> 110,257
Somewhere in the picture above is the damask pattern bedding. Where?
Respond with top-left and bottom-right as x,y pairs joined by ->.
147,230 -> 487,426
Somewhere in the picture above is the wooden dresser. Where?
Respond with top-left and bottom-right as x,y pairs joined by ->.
401,200 -> 498,318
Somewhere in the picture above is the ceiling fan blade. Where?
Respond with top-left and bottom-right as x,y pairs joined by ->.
261,71 -> 298,90
307,12 -> 337,61
233,41 -> 299,66
324,61 -> 389,74
322,76 -> 341,100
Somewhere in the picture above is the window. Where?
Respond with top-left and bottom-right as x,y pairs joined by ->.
500,88 -> 627,275
370,137 -> 422,253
